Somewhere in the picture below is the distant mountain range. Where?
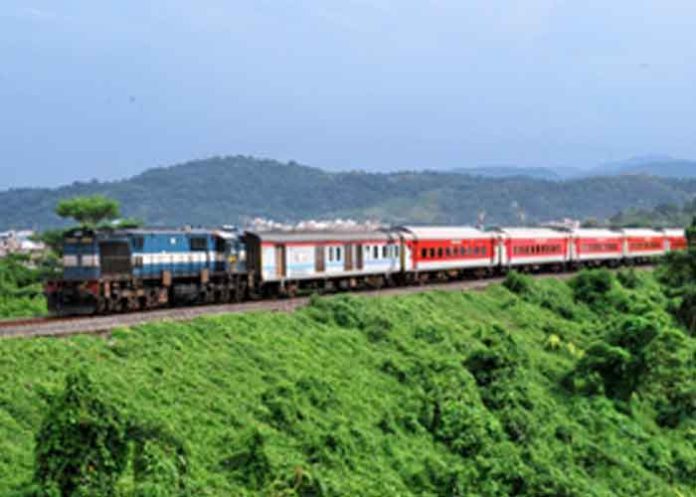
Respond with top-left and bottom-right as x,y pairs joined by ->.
1,155 -> 696,230
453,156 -> 696,180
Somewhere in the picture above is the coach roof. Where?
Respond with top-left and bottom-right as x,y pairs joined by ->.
496,227 -> 568,239
621,228 -> 664,237
245,229 -> 394,243
399,226 -> 492,240
571,228 -> 623,238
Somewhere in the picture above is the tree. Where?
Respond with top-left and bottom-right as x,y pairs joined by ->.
55,195 -> 120,227
658,216 -> 696,333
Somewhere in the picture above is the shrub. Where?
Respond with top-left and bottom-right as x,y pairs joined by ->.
32,372 -> 129,497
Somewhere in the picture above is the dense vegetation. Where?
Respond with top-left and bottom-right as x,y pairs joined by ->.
610,198 -> 696,228
1,267 -> 693,496
2,156 -> 696,229
0,255 -> 46,317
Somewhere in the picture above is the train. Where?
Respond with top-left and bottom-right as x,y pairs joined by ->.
44,225 -> 688,316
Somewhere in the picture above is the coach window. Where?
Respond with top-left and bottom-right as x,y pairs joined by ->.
429,248 -> 435,258
445,248 -> 451,257
395,246 -> 400,257
373,246 -> 379,259
421,248 -> 427,258
437,248 -> 443,258
336,247 -> 342,261
382,246 -> 388,258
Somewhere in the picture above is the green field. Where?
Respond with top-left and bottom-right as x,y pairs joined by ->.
1,270 -> 694,496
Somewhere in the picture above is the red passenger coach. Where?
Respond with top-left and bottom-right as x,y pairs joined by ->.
400,226 -> 497,275
571,229 -> 623,265
663,228 -> 687,252
498,228 -> 570,268
622,229 -> 666,259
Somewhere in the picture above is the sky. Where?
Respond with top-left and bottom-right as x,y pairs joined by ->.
1,0 -> 696,189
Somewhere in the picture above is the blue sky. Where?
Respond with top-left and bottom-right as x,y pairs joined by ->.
1,0 -> 695,188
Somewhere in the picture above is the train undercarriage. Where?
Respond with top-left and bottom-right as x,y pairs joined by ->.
45,257 -> 658,317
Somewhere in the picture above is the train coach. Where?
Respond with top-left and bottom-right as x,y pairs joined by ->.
570,228 -> 624,267
400,226 -> 497,281
45,224 -> 687,316
243,229 -> 403,295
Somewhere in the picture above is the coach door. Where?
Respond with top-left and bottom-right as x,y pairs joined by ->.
275,244 -> 286,278
344,244 -> 354,271
356,244 -> 364,270
315,245 -> 325,273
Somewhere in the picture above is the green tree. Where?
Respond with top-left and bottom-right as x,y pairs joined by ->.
55,195 -> 120,227
658,216 -> 696,333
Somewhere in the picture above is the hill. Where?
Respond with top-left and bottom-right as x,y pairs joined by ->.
610,199 -> 696,227
1,270 -> 693,496
2,156 -> 696,230
597,156 -> 696,178
449,166 -> 564,180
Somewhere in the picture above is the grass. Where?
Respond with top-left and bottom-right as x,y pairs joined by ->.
0,270 -> 693,496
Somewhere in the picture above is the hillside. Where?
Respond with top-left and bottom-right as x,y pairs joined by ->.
2,156 -> 696,230
610,199 -> 696,227
597,156 -> 696,178
1,271 -> 693,496
449,166 -> 564,180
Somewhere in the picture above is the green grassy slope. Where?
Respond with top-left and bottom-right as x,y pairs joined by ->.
0,272 -> 693,496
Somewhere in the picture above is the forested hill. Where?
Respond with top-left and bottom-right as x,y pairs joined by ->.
2,155 -> 696,230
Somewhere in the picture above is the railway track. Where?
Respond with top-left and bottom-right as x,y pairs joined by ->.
0,269 -> 646,340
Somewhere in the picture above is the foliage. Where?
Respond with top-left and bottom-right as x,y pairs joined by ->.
26,371 -> 189,497
610,198 -> 696,228
0,254 -> 46,317
55,195 -> 120,227
31,371 -> 129,497
0,273 -> 693,496
657,217 -> 696,333
2,156 -> 696,229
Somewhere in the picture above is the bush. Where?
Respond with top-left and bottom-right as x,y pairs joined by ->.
571,269 -> 614,309
32,372 -> 129,497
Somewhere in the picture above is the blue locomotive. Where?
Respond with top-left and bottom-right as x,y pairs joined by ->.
46,227 -> 248,315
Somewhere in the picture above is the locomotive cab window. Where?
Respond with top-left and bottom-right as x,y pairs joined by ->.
132,236 -> 144,251
190,237 -> 207,251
